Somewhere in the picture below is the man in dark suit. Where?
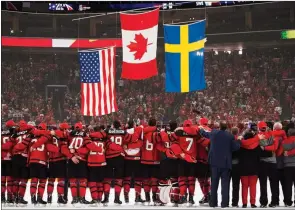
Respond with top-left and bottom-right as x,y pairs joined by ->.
200,121 -> 241,208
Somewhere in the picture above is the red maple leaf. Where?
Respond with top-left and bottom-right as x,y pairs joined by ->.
127,33 -> 151,60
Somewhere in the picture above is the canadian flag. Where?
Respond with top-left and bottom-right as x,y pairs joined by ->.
120,8 -> 159,80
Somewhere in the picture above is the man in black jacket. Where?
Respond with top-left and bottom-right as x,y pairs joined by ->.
200,121 -> 241,208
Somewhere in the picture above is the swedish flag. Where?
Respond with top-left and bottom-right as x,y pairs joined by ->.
164,20 -> 206,93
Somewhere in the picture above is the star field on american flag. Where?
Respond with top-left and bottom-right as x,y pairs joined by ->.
49,3 -> 56,10
79,51 -> 100,83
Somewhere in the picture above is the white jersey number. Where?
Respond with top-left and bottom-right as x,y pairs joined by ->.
69,137 -> 83,149
31,138 -> 45,152
89,142 -> 104,155
110,136 -> 122,145
2,137 -> 10,144
186,138 -> 194,151
16,135 -> 27,144
146,140 -> 154,151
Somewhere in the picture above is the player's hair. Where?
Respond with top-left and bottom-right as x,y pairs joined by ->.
231,127 -> 239,135
113,120 -> 121,129
93,126 -> 101,132
127,120 -> 134,129
220,121 -> 228,130
148,118 -> 157,126
169,121 -> 178,131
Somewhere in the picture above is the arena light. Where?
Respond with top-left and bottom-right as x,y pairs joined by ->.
238,49 -> 242,55
227,50 -> 231,54
281,30 -> 295,39
214,50 -> 218,55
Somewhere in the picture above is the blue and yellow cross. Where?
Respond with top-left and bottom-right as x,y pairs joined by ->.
164,20 -> 206,93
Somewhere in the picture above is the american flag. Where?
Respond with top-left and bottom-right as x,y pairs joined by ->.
79,47 -> 118,116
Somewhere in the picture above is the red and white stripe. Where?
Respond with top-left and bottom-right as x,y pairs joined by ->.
81,47 -> 118,116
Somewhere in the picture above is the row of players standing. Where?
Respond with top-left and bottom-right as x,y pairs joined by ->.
1,118 -> 212,207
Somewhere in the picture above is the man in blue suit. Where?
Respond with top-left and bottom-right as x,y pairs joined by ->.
200,121 -> 241,208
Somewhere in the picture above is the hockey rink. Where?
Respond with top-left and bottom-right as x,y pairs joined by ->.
2,180 -> 290,209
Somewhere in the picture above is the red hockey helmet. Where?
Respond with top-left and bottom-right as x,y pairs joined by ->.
59,122 -> 70,130
75,122 -> 83,130
38,123 -> 47,130
199,118 -> 208,126
6,120 -> 16,128
183,120 -> 192,127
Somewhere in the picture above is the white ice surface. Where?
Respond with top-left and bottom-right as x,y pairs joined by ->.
2,179 -> 292,209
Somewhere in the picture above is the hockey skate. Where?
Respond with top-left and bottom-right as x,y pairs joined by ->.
17,196 -> 28,207
71,197 -> 81,208
37,195 -> 47,207
144,192 -> 151,206
135,194 -> 145,205
188,194 -> 195,207
153,193 -> 165,206
6,194 -> 14,207
124,192 -> 129,203
31,195 -> 37,206
89,199 -> 99,207
80,197 -> 91,205
177,195 -> 187,207
114,194 -> 122,205
57,195 -> 67,207
1,194 -> 6,207
199,194 -> 210,205
47,194 -> 52,205
101,193 -> 109,206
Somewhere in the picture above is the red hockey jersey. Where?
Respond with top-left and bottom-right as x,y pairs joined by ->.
123,127 -> 143,161
12,128 -> 33,158
174,130 -> 198,159
61,130 -> 102,161
76,132 -> 123,167
141,126 -> 162,165
1,130 -> 13,160
106,128 -> 140,159
29,134 -> 59,165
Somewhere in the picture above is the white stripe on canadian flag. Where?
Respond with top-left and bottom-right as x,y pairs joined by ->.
121,25 -> 158,64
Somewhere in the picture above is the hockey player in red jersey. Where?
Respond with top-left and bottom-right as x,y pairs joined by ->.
123,121 -> 145,204
11,120 -> 35,206
141,118 -> 165,205
158,121 -> 181,206
60,122 -> 103,207
83,127 -> 107,206
46,123 -> 70,206
76,126 -> 123,206
27,123 -> 58,206
173,120 -> 198,206
1,120 -> 16,206
102,120 -> 140,205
